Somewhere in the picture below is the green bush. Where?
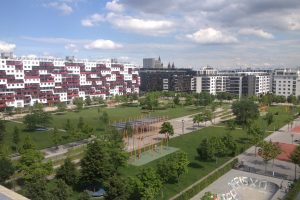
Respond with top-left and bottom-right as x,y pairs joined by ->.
174,158 -> 238,200
285,179 -> 300,200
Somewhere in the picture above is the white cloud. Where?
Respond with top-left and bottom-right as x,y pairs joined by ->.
65,43 -> 79,52
239,28 -> 274,39
106,0 -> 124,12
107,13 -> 174,35
186,28 -> 238,44
84,39 -> 123,49
0,41 -> 16,52
81,13 -> 105,27
47,2 -> 73,15
285,14 -> 300,31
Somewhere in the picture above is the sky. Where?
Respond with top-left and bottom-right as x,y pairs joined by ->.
0,0 -> 300,69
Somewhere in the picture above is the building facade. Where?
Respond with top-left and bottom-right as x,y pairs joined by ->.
272,69 -> 300,97
143,57 -> 163,68
139,68 -> 196,92
0,54 -> 140,108
195,68 -> 271,98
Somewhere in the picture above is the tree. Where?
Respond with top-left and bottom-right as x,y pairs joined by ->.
0,156 -> 15,184
184,94 -> 194,106
104,174 -> 131,200
258,141 -> 281,174
80,140 -> 112,189
85,96 -> 92,106
100,111 -> 109,125
57,102 -> 67,112
22,135 -> 35,151
247,122 -> 265,156
203,109 -> 213,125
197,138 -> 215,161
144,93 -> 159,110
56,158 -> 78,187
264,112 -> 274,126
73,97 -> 84,110
24,109 -> 52,130
194,92 -> 214,107
77,116 -> 84,130
65,119 -> 72,131
47,179 -> 73,200
290,145 -> 300,180
226,120 -> 236,131
173,95 -> 180,105
157,151 -> 189,183
222,133 -> 238,156
12,126 -> 20,151
210,136 -> 226,163
0,120 -> 6,143
232,99 -> 259,126
24,178 -> 50,200
52,127 -> 61,149
159,122 -> 174,146
18,148 -> 52,181
193,114 -> 204,127
135,168 -> 162,200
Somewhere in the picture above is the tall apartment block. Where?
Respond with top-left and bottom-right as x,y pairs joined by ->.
139,68 -> 196,92
196,67 -> 271,98
272,69 -> 300,97
0,53 -> 140,108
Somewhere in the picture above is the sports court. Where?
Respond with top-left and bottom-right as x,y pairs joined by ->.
275,142 -> 297,162
291,125 -> 300,133
128,146 -> 179,166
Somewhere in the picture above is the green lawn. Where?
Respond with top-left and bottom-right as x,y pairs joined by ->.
120,127 -> 244,199
2,105 -> 201,154
49,105 -> 200,130
119,105 -> 294,200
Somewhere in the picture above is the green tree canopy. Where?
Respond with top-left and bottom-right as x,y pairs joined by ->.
232,99 -> 259,126
56,157 -> 78,187
135,168 -> 162,200
23,109 -> 52,130
0,156 -> 15,184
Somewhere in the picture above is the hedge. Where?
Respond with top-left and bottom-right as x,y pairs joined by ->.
173,158 -> 238,200
284,179 -> 300,200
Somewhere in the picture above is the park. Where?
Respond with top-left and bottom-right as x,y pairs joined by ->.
0,92 -> 300,200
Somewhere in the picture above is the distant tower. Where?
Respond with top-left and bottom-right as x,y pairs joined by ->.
171,62 -> 175,69
167,62 -> 171,68
158,56 -> 161,62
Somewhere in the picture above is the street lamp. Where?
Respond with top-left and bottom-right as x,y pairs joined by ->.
291,133 -> 294,144
182,119 -> 184,134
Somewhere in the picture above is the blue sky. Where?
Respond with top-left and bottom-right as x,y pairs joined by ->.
0,0 -> 300,69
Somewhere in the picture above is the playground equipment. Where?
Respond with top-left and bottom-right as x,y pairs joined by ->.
112,115 -> 168,161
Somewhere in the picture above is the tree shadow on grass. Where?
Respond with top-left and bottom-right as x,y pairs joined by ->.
188,162 -> 203,169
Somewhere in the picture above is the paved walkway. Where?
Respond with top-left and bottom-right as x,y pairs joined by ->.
189,117 -> 300,200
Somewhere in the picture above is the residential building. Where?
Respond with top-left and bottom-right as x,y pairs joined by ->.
0,54 -> 140,108
195,67 -> 271,98
139,68 -> 196,92
272,68 -> 300,97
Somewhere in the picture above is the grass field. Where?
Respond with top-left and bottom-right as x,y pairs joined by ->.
2,105 -> 201,153
119,105 -> 294,200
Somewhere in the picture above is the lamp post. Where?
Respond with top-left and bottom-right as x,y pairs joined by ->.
182,119 -> 184,135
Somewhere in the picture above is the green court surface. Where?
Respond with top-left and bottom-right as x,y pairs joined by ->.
129,146 -> 179,166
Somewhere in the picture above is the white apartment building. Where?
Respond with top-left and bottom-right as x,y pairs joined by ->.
272,69 -> 300,97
